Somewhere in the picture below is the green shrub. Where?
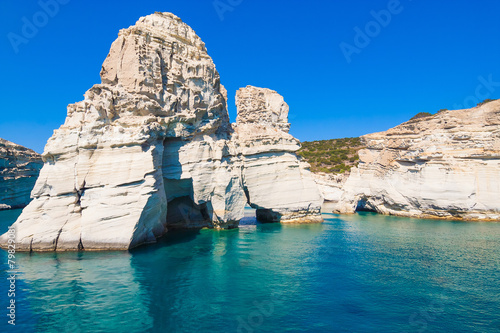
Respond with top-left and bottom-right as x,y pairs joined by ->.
477,99 -> 497,107
298,137 -> 365,175
410,112 -> 433,120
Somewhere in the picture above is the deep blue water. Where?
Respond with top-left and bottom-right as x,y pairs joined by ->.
0,206 -> 499,333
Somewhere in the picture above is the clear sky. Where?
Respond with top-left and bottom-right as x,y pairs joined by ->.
1,0 -> 499,153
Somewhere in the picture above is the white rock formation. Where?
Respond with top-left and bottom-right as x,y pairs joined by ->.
311,172 -> 348,202
334,100 -> 500,221
233,86 -> 323,222
0,13 -> 322,251
0,139 -> 42,209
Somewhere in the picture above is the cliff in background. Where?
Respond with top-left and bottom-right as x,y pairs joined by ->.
0,139 -> 42,209
297,138 -> 365,202
333,99 -> 500,221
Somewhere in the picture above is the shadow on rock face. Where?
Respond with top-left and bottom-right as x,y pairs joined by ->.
256,209 -> 283,223
130,228 -> 203,253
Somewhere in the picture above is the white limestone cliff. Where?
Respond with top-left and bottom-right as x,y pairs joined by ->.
0,139 -> 42,209
233,86 -> 323,222
311,172 -> 348,202
333,100 -> 500,221
0,13 -> 322,251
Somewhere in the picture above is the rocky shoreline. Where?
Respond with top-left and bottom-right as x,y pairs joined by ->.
0,12 -> 498,253
324,100 -> 500,221
0,139 -> 42,210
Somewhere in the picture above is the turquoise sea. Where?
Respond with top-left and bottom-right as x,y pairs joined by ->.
0,205 -> 499,333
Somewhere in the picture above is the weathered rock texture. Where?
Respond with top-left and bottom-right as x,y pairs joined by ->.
0,13 -> 322,251
312,172 -> 348,202
334,100 -> 500,221
234,86 -> 323,222
0,139 -> 42,210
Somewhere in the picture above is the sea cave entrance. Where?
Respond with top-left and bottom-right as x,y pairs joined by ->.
354,197 -> 377,213
162,138 -> 213,229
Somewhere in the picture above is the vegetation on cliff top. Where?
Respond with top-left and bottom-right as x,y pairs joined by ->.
410,112 -> 433,120
297,137 -> 365,174
302,99 -> 499,176
409,98 -> 498,121
477,98 -> 497,106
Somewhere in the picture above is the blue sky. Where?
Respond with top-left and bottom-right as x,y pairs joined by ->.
1,0 -> 499,153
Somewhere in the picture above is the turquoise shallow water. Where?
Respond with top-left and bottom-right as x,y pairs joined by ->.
0,207 -> 499,333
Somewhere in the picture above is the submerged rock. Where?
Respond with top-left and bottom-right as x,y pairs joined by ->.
0,12 -> 322,251
333,100 -> 500,221
0,139 -> 42,210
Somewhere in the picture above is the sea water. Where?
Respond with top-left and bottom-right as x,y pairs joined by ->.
0,206 -> 499,333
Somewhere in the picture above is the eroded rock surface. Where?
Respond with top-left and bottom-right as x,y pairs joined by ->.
0,139 -> 42,210
334,100 -> 500,221
0,13 -> 322,251
234,86 -> 323,223
312,172 -> 348,202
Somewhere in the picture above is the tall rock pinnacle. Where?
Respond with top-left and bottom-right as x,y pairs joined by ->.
0,13 -> 323,251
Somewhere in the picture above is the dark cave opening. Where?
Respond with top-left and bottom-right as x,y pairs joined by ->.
162,138 -> 213,229
166,195 -> 211,229
355,198 -> 377,213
